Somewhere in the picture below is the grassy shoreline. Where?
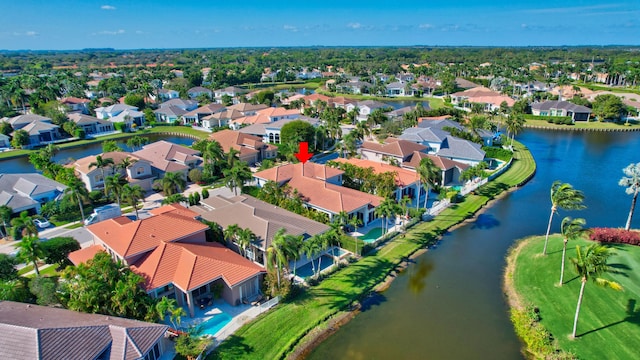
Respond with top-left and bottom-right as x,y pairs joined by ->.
504,236 -> 640,360
524,119 -> 640,131
212,140 -> 536,360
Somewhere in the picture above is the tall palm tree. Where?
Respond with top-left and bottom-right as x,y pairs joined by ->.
117,156 -> 137,174
542,181 -> 586,255
570,244 -> 623,338
375,198 -> 400,234
104,173 -> 127,207
223,224 -> 241,247
284,234 -> 303,276
313,233 -> 331,278
237,228 -> 256,258
505,114 -> 525,149
121,184 -> 144,220
619,162 -> 640,230
417,157 -> 441,210
202,140 -> 224,178
89,155 -> 115,195
559,217 -> 588,286
16,235 -> 44,276
223,161 -> 252,196
302,235 -> 321,278
155,296 -> 185,330
161,171 -> 186,196
267,229 -> 290,290
64,176 -> 89,224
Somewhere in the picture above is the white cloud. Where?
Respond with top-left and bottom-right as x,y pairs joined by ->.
347,22 -> 362,29
101,5 -> 116,10
12,31 -> 39,37
25,31 -> 38,36
94,29 -> 125,35
283,25 -> 298,32
419,23 -> 434,29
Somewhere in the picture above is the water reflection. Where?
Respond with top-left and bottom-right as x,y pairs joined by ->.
407,259 -> 433,295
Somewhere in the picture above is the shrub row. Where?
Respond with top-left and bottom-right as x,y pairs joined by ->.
510,306 -> 575,359
482,146 -> 513,162
589,227 -> 640,246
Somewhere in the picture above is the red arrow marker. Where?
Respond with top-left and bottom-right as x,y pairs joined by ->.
294,142 -> 313,163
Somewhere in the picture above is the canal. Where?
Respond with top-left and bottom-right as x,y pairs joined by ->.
308,129 -> 640,359
0,134 -> 195,173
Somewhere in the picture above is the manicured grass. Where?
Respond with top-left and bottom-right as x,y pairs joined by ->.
24,264 -> 60,278
524,119 -> 640,130
510,236 -> 640,360
212,141 -> 536,359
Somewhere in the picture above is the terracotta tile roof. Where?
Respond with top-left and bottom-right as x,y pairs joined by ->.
202,109 -> 245,121
451,86 -> 515,107
184,103 -> 225,117
303,93 -> 331,103
254,162 -> 343,183
418,115 -> 453,122
257,107 -> 300,119
131,241 -> 265,291
68,245 -> 105,265
149,203 -> 200,217
254,163 -> 381,214
361,139 -> 427,158
87,209 -> 208,259
60,96 -> 90,104
208,129 -> 265,155
225,103 -> 268,113
403,151 -> 470,171
331,158 -> 419,187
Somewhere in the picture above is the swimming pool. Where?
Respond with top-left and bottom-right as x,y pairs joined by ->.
196,312 -> 233,336
295,255 -> 334,278
358,227 -> 384,243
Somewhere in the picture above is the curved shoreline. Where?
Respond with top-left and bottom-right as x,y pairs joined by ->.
524,124 -> 640,132
289,148 -> 537,359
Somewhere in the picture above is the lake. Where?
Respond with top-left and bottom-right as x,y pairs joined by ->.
308,129 -> 640,359
0,134 -> 195,174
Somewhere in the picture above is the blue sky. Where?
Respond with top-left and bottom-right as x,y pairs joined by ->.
1,0 -> 638,50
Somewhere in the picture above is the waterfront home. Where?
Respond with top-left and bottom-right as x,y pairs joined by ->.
201,109 -> 244,129
229,107 -> 300,130
14,121 -> 61,147
360,138 -> 428,165
67,113 -> 114,135
402,151 -> 469,186
531,100 -> 592,121
345,100 -> 390,121
213,86 -> 247,103
94,103 -> 138,120
254,162 -> 383,226
208,129 -> 278,166
329,96 -> 356,109
435,136 -> 486,166
336,81 -> 372,95
60,96 -> 90,114
75,204 -> 265,316
5,114 -> 51,131
181,103 -> 226,125
225,102 -> 269,116
156,88 -> 180,102
71,152 -> 154,192
330,158 -> 421,205
154,99 -> 199,123
0,133 -> 9,148
192,191 -> 330,267
0,173 -> 66,215
385,82 -> 407,97
302,93 -> 332,107
133,140 -> 203,180
399,127 -> 450,152
0,301 -> 169,360
387,106 -> 418,121
450,86 -> 515,111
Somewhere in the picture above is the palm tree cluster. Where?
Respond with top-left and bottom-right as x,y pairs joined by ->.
542,181 -> 586,255
619,162 -> 640,231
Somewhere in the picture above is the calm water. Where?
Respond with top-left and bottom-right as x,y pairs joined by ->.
309,129 -> 640,360
0,135 -> 195,174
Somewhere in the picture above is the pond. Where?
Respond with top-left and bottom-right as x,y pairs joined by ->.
308,129 -> 640,359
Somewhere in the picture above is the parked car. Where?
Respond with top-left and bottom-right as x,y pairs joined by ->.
33,218 -> 50,229
84,204 -> 122,225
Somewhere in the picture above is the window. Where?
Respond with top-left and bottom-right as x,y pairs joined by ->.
95,175 -> 103,183
136,167 -> 145,175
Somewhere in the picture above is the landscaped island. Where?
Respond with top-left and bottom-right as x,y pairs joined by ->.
211,140 -> 536,359
504,235 -> 640,360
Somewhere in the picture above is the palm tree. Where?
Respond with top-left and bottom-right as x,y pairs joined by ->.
156,296 -> 186,330
542,181 -> 586,255
302,236 -> 321,278
64,176 -> 89,224
267,229 -> 290,290
505,114 -> 525,150
417,157 -> 440,210
11,211 -> 37,238
117,156 -> 137,174
285,234 -> 304,276
202,140 -> 224,178
223,224 -> 241,247
559,217 -> 588,286
161,171 -> 186,196
16,235 -> 44,276
89,155 -> 115,195
619,162 -> 640,230
223,161 -> 252,196
105,173 -> 127,207
375,198 -> 400,234
570,244 -> 623,338
121,184 -> 144,220
237,228 -> 256,258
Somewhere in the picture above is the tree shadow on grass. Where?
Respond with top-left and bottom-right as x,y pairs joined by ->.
210,335 -> 254,359
579,298 -> 640,337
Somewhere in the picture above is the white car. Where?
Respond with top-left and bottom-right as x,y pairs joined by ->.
33,218 -> 50,229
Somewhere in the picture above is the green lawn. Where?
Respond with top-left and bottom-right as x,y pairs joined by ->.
524,119 -> 640,131
212,141 -> 536,359
511,236 -> 640,360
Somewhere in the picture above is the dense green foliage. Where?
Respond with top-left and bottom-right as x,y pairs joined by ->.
40,236 -> 81,266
